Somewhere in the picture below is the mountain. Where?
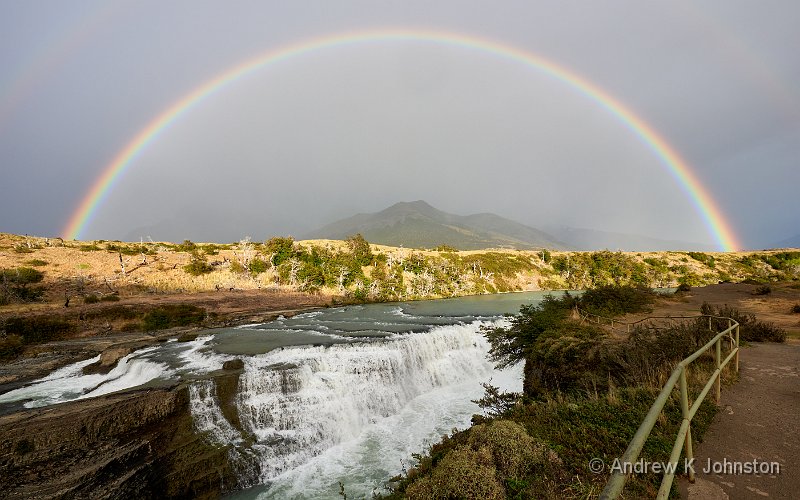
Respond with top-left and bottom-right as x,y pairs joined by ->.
540,225 -> 717,252
772,233 -> 800,249
304,201 -> 568,250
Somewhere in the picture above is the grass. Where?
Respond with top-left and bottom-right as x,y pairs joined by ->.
383,285 -> 776,499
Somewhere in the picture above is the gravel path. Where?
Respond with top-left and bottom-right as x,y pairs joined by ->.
681,342 -> 800,499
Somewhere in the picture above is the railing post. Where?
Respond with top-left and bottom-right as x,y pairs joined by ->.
715,336 -> 721,404
680,366 -> 695,483
735,324 -> 740,373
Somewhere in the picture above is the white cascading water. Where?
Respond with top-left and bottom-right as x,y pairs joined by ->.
188,319 -> 519,497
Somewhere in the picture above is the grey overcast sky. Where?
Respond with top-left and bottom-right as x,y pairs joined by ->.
0,1 -> 798,250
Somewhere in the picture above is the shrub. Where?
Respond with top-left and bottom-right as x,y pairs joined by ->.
175,239 -> 197,252
100,294 -> 120,302
578,284 -> 654,316
79,244 -> 101,252
791,304 -> 800,314
676,283 -> 692,292
13,244 -> 34,253
700,302 -> 786,342
0,334 -> 24,360
1,267 -> 45,302
753,285 -> 772,295
83,294 -> 100,304
687,251 -> 715,268
264,237 -> 295,267
404,446 -> 504,500
4,316 -> 76,343
24,259 -> 47,267
142,304 -> 206,331
183,251 -> 213,276
435,244 -> 458,252
248,258 -> 269,275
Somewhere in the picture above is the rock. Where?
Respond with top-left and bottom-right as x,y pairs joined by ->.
82,347 -> 133,374
222,359 -> 244,371
0,385 -> 244,499
176,332 -> 199,342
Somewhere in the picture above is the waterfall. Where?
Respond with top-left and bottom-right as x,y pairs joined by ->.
188,319 -> 508,488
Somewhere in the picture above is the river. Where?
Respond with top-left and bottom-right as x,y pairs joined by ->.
0,291 -> 554,498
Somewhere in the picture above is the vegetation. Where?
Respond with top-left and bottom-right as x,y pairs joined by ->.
700,302 -> 786,342
386,285 -> 785,498
4,316 -> 76,344
183,251 -> 213,276
0,267 -> 45,304
141,304 -> 206,331
753,285 -> 772,295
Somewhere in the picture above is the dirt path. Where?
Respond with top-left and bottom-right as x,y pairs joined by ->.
680,341 -> 800,499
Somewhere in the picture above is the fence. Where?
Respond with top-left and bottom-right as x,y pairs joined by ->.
593,313 -> 740,499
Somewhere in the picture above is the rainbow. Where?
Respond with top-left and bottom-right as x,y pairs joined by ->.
63,29 -> 740,251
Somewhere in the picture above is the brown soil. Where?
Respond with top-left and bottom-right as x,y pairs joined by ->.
680,342 -> 800,499
618,282 -> 800,338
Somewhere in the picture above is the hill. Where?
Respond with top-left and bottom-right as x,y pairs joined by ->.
303,201 -> 567,250
540,225 -> 717,251
773,233 -> 800,249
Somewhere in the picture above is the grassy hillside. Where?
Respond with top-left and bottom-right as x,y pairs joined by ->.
1,233 -> 799,307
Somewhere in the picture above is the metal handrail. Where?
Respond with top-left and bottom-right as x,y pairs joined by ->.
576,307 -> 736,334
599,315 -> 740,499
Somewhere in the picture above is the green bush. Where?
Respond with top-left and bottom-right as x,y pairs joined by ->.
83,294 -> 100,304
142,304 -> 206,331
248,258 -> 269,275
4,316 -> 76,343
100,294 -> 120,302
1,267 -> 45,302
24,259 -> 48,267
676,283 -> 692,292
264,237 -> 295,267
183,251 -> 213,276
701,302 -> 786,342
687,251 -> 715,268
79,244 -> 101,252
578,284 -> 655,316
345,233 -> 373,266
175,239 -> 197,252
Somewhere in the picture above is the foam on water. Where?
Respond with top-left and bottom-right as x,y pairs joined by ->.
192,319 -> 520,498
0,347 -> 168,408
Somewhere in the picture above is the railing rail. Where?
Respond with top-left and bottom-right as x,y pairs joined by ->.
575,307 -> 735,335
599,314 -> 740,499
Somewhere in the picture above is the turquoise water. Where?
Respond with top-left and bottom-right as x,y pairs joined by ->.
1,291 -> 558,498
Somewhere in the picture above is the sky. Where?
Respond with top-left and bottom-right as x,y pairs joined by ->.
0,1 -> 798,250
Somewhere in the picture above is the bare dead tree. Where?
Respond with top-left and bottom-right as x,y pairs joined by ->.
238,236 -> 255,269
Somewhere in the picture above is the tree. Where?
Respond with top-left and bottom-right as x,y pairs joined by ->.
345,233 -> 373,266
265,237 -> 295,267
0,267 -> 45,303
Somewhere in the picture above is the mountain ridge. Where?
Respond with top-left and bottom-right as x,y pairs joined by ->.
304,200 -> 568,250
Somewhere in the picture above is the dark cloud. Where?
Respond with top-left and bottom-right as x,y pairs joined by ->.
1,1 -> 798,249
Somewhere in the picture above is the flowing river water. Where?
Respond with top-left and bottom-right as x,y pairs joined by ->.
0,291 -> 554,498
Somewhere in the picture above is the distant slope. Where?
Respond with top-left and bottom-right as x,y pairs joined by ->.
773,233 -> 800,249
304,201 -> 568,250
541,225 -> 717,252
